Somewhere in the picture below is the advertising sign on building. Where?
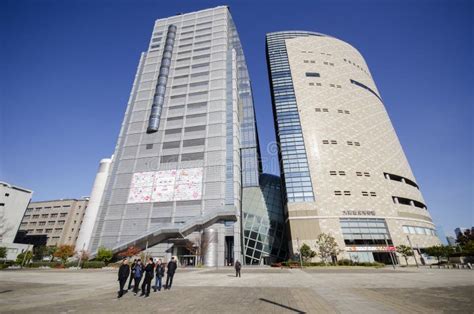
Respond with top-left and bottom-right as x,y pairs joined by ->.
127,168 -> 203,203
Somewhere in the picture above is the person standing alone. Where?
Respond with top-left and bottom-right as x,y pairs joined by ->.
117,259 -> 130,298
154,259 -> 165,292
235,260 -> 241,277
165,256 -> 177,290
140,257 -> 155,297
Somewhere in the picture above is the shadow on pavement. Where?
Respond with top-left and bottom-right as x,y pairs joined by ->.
259,297 -> 306,313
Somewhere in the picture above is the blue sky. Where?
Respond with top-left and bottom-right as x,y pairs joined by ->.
1,0 -> 472,236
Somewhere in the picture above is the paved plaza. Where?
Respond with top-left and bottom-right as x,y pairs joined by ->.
0,267 -> 472,313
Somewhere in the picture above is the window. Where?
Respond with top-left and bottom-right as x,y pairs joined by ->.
185,125 -> 206,133
187,102 -> 207,110
393,196 -> 427,209
162,141 -> 180,149
350,79 -> 382,101
183,138 -> 205,147
306,72 -> 320,77
51,213 -> 58,218
146,144 -> 153,150
181,152 -> 204,161
60,213 -> 67,217
33,215 -> 39,219
41,214 -> 48,218
165,128 -> 182,135
38,221 -> 46,226
161,155 -> 179,164
384,172 -> 419,189
340,218 -> 392,245
402,225 -> 436,236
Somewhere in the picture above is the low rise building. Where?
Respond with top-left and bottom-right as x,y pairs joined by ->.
0,181 -> 33,260
18,198 -> 89,247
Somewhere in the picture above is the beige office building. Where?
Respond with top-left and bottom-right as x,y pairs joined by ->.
18,198 -> 89,247
266,32 -> 440,264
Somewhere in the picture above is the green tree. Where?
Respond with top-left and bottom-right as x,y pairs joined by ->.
53,245 -> 75,264
16,251 -> 33,265
33,246 -> 48,261
424,245 -> 454,265
0,247 -> 7,260
396,245 -> 414,265
47,246 -> 58,262
96,247 -> 113,264
456,229 -> 474,246
315,233 -> 342,264
300,243 -> 316,262
459,240 -> 473,255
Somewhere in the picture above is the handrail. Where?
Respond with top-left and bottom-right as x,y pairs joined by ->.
90,210 -> 237,258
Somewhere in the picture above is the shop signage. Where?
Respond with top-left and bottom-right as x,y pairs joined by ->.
342,210 -> 376,216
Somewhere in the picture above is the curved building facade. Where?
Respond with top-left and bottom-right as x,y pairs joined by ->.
266,31 -> 440,263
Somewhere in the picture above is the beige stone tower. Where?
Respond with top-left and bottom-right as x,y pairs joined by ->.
266,31 -> 440,264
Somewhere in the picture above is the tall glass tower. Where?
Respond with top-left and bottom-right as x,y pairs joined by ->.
266,31 -> 440,264
87,7 -> 261,267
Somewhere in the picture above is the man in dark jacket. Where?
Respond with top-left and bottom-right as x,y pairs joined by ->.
140,257 -> 155,297
127,259 -> 137,290
235,260 -> 241,277
133,259 -> 144,295
117,259 -> 130,298
165,256 -> 177,290
154,259 -> 165,292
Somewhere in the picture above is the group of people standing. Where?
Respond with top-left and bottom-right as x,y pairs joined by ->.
117,256 -> 177,298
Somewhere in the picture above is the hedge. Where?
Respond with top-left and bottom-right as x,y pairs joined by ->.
82,261 -> 106,268
29,261 -> 63,268
275,259 -> 385,268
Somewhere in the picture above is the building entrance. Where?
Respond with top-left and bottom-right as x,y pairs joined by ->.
373,252 -> 398,265
225,236 -> 234,266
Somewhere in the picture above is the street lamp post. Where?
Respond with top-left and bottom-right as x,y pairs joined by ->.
384,235 -> 396,269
